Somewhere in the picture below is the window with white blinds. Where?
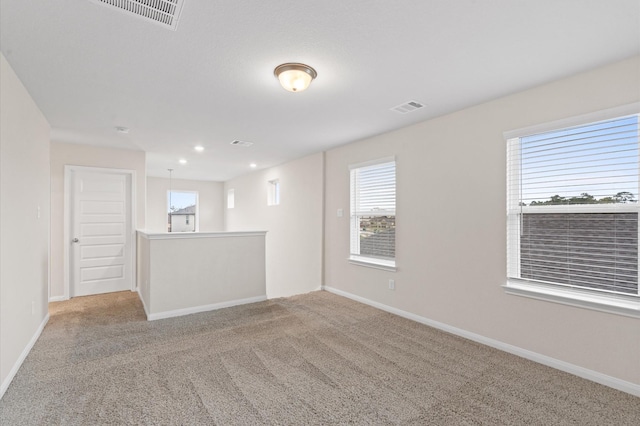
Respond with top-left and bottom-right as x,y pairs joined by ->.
507,114 -> 639,301
350,158 -> 396,268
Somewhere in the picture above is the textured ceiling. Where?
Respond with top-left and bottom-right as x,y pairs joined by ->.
1,1 -> 639,181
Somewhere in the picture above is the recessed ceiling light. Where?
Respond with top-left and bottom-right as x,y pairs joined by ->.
194,145 -> 204,152
179,159 -> 187,164
250,163 -> 257,168
115,126 -> 129,134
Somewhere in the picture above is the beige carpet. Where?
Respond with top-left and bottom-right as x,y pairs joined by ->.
1,290 -> 638,425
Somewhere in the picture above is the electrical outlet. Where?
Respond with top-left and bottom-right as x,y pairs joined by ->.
337,208 -> 343,217
388,279 -> 395,290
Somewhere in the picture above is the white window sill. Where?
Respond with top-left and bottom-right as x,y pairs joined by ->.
348,256 -> 396,272
503,280 -> 640,318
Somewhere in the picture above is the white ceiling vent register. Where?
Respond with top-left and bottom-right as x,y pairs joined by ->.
90,0 -> 185,31
391,100 -> 425,114
230,140 -> 253,147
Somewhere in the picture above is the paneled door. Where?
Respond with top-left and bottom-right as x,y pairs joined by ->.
70,170 -> 132,297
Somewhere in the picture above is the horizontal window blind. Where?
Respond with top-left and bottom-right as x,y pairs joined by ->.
507,114 -> 639,297
520,212 -> 637,294
350,160 -> 396,261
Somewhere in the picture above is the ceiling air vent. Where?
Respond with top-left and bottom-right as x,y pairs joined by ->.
391,100 -> 425,114
90,0 -> 185,31
230,140 -> 254,147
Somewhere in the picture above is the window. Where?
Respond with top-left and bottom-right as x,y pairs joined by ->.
349,158 -> 396,270
168,190 -> 198,232
506,113 -> 639,317
227,189 -> 235,209
268,179 -> 280,206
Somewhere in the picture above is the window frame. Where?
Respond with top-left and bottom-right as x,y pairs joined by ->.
504,103 -> 640,318
348,157 -> 397,272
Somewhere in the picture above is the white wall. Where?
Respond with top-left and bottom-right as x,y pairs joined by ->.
0,54 -> 50,396
146,177 -> 224,233
324,56 -> 640,386
49,142 -> 146,299
225,153 -> 324,298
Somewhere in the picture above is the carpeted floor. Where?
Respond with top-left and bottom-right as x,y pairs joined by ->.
1,291 -> 638,425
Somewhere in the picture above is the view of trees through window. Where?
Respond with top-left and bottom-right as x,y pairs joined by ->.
524,191 -> 636,206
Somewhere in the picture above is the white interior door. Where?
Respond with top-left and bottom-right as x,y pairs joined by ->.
71,170 -> 132,297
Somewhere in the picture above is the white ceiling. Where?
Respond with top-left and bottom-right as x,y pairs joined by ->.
1,1 -> 639,181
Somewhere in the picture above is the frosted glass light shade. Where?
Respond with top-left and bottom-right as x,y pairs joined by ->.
274,63 -> 317,92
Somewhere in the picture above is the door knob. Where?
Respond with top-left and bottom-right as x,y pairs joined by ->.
72,238 -> 79,243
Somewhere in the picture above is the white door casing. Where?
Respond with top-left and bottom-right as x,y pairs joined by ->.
64,166 -> 136,298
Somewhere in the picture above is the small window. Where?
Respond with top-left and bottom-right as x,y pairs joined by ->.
349,158 -> 396,270
506,113 -> 639,316
268,179 -> 280,206
168,190 -> 198,232
227,189 -> 235,209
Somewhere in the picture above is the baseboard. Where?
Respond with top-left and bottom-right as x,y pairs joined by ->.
48,295 -> 67,302
0,313 -> 50,399
135,289 -> 151,319
145,295 -> 268,321
322,285 -> 640,397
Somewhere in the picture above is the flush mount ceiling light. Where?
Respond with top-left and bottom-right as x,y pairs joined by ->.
274,63 -> 317,92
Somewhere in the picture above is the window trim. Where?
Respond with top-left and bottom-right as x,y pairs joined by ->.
503,279 -> 640,318
349,156 -> 397,270
504,104 -> 640,316
348,255 -> 397,272
503,103 -> 639,141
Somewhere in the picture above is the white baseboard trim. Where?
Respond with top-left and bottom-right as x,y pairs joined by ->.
48,295 -> 67,302
322,285 -> 640,397
145,295 -> 268,321
135,289 -> 151,319
0,313 -> 50,399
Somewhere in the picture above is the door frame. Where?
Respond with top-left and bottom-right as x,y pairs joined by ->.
63,165 -> 137,299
